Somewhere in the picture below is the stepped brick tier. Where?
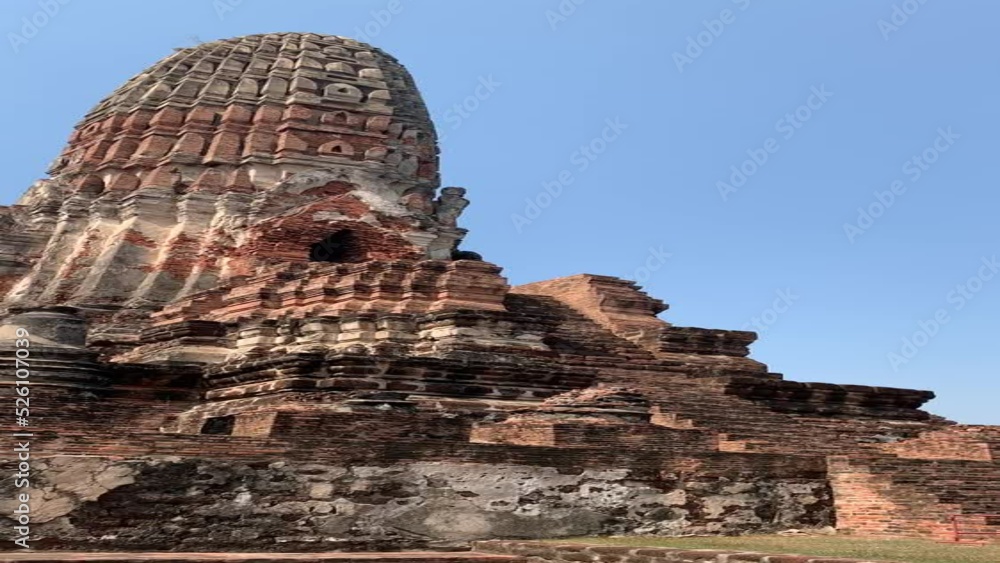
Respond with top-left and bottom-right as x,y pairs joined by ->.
0,32 -> 997,555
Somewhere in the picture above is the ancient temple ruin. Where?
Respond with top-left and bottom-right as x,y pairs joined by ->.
0,33 -> 998,553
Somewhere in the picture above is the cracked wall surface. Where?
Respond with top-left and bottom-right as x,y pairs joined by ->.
0,457 -> 832,551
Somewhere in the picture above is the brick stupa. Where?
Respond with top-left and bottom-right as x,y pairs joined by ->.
0,33 -> 998,553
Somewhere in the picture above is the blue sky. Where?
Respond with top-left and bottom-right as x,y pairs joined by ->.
2,0 -> 998,423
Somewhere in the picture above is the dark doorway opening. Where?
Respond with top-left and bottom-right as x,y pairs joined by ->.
309,229 -> 358,263
200,415 -> 235,435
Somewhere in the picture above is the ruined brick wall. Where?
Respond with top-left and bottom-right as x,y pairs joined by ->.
878,426 -> 998,461
0,399 -> 833,552
0,29 -> 997,555
828,455 -> 1000,539
512,275 -> 668,340
0,454 -> 832,551
510,280 -> 770,378
1,283 -> 980,547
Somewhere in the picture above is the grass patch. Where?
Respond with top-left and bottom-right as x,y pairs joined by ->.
551,535 -> 999,563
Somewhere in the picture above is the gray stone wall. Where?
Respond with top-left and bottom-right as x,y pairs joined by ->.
0,456 -> 832,551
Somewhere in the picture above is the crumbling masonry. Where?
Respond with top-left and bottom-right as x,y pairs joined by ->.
0,33 -> 998,552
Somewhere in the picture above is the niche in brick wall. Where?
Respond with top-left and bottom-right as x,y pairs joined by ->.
200,415 -> 235,435
76,175 -> 106,196
309,229 -> 363,263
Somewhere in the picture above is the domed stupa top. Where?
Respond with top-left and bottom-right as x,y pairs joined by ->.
49,32 -> 440,187
0,33 -> 472,319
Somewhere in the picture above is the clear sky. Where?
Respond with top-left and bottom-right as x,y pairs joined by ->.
2,0 -> 997,424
